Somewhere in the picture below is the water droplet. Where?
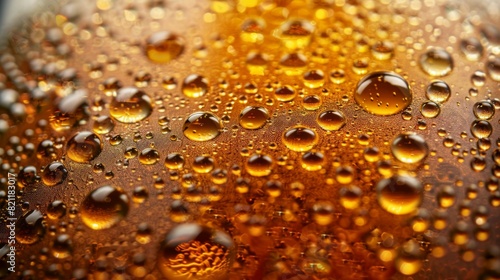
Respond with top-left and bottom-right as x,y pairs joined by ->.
138,148 -> 160,165
80,185 -> 129,230
317,110 -> 346,131
193,155 -> 215,173
277,19 -> 314,50
157,223 -> 235,279
420,101 -> 440,118
302,95 -> 322,110
395,239 -> 424,275
335,166 -> 355,184
52,234 -> 72,259
303,69 -> 325,88
92,115 -> 115,134
66,131 -> 103,163
471,70 -> 486,87
354,71 -> 412,116
460,38 -> 483,61
312,201 -> 334,225
485,57 -> 500,81
182,74 -> 209,98
473,100 -> 495,120
300,151 -> 325,171
280,53 -> 307,76
145,31 -> 185,63
419,48 -> 453,76
47,200 -> 67,219
110,87 -> 153,123
240,17 -> 265,43
42,162 -> 68,186
339,185 -> 362,209
282,126 -> 318,152
329,69 -> 346,84
371,41 -> 394,60
425,80 -> 451,103
274,85 -> 297,102
391,133 -> 429,164
164,153 -> 185,170
470,120 -> 492,139
376,175 -> 423,215
239,106 -> 269,130
245,154 -> 273,177
183,112 -> 223,141
16,210 -> 46,244
18,166 -> 39,188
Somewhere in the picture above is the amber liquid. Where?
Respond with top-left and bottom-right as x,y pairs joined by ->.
1,0 -> 500,279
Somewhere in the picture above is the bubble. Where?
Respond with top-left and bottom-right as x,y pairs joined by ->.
193,155 -> 215,173
274,85 -> 297,102
277,19 -> 314,50
182,74 -> 209,98
460,38 -> 483,61
157,223 -> 235,280
239,106 -> 269,130
470,120 -> 492,139
391,133 -> 429,164
302,95 -> 322,110
376,175 -> 423,215
92,116 -> 115,134
300,151 -> 325,171
282,126 -> 318,152
425,80 -> 451,103
183,112 -> 223,141
419,48 -> 454,77
245,154 -> 273,177
16,210 -> 46,244
145,31 -> 185,63
371,41 -> 394,60
354,71 -> 412,116
66,131 -> 103,163
164,153 -> 185,170
420,101 -> 440,118
138,148 -> 160,165
317,110 -> 346,131
473,100 -> 495,120
80,186 -> 129,230
303,69 -> 325,88
339,185 -> 362,209
42,162 -> 68,186
110,87 -> 153,123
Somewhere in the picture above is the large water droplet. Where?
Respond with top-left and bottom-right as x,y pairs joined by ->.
145,31 -> 185,63
157,223 -> 235,280
183,112 -> 223,141
110,87 -> 153,123
419,48 -> 454,77
354,71 -> 412,116
66,131 -> 103,163
80,186 -> 129,230
376,175 -> 423,215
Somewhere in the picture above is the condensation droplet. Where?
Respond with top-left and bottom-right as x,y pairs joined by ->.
66,131 -> 103,163
183,112 -> 223,141
354,71 -> 412,116
80,185 -> 129,230
110,87 -> 153,123
282,126 -> 318,152
376,175 -> 423,215
419,48 -> 453,77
